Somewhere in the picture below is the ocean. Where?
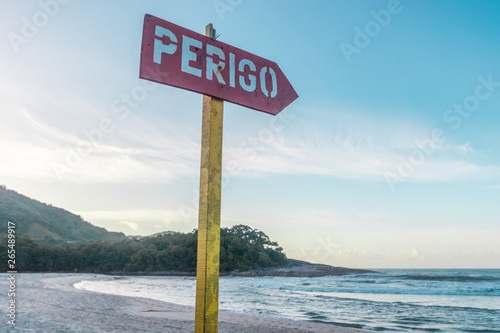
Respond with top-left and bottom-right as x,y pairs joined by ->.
75,269 -> 500,332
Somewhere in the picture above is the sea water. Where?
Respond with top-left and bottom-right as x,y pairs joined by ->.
75,269 -> 500,332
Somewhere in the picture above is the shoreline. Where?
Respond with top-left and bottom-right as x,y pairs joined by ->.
0,273 -> 370,332
80,259 -> 377,278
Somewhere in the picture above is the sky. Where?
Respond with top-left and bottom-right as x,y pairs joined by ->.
1,0 -> 499,269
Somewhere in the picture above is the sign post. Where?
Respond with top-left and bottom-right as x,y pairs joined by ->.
139,14 -> 297,333
194,24 -> 224,333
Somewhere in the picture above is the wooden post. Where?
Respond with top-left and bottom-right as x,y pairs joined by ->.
195,24 -> 223,333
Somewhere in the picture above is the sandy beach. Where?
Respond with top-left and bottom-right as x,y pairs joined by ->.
0,273 -> 369,332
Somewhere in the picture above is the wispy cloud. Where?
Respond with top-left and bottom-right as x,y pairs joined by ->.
0,105 -> 201,183
119,221 -> 139,231
2,100 -> 499,185
222,108 -> 500,182
74,208 -> 198,235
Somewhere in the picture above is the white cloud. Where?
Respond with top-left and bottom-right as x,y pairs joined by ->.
74,208 -> 199,236
221,108 -> 500,182
2,94 -> 499,187
119,221 -> 139,231
224,204 -> 500,268
0,105 -> 201,184
77,209 -> 173,223
411,247 -> 422,258
291,226 -> 500,269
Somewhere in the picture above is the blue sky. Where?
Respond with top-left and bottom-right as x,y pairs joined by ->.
1,0 -> 499,268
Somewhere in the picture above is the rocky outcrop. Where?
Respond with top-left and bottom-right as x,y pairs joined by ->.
223,259 -> 375,277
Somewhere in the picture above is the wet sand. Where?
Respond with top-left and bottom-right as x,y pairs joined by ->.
0,273 -> 369,332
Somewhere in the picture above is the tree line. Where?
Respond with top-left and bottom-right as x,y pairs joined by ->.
1,225 -> 288,274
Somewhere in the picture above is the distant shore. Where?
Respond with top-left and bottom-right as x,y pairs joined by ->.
0,273 -> 370,332
111,259 -> 376,278
227,259 -> 376,277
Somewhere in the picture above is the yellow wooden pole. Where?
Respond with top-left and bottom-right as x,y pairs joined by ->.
195,24 -> 223,333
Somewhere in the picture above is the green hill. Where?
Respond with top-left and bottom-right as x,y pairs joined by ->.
0,185 -> 125,246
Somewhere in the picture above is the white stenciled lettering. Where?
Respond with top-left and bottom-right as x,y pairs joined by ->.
239,59 -> 256,92
154,26 -> 178,64
206,44 -> 226,84
229,52 -> 236,88
146,22 -> 286,105
181,36 -> 202,77
260,67 -> 278,98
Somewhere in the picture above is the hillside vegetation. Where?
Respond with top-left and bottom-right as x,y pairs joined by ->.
0,186 -> 125,245
1,186 -> 288,273
1,225 -> 289,274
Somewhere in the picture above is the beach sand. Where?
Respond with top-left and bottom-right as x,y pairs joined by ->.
0,273 -> 369,332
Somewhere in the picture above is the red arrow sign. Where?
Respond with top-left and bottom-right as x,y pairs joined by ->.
140,15 -> 298,115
